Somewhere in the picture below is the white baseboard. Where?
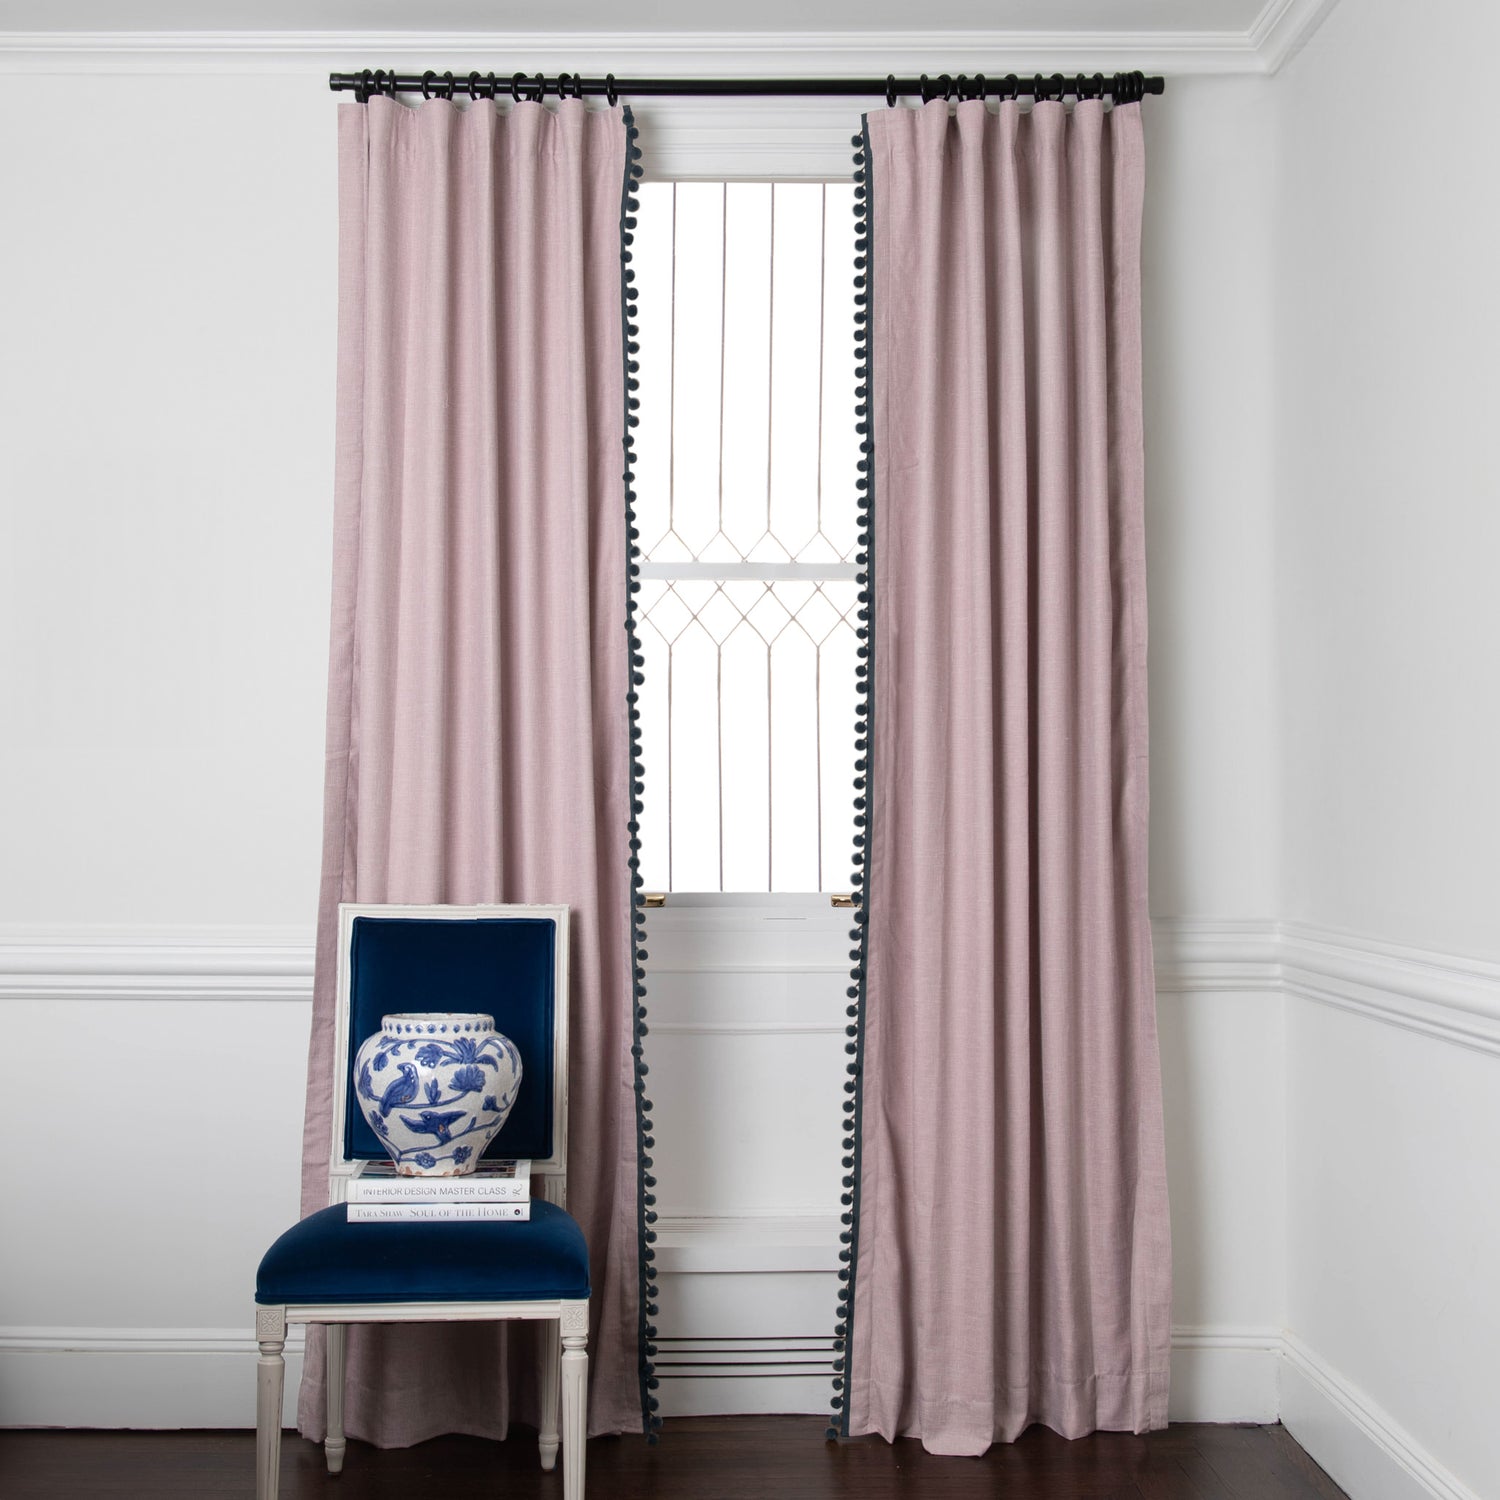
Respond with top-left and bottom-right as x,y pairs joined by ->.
1281,1335 -> 1482,1500
0,1328 -> 305,1430
0,1321 -> 1284,1430
1,1318 -> 1483,1499
1168,1325 -> 1281,1424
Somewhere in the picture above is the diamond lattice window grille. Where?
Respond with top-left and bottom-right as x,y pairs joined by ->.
633,181 -> 859,893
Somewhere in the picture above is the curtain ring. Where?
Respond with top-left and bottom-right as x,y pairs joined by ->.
486,72 -> 498,100
532,72 -> 546,103
420,70 -> 436,100
355,69 -> 372,103
1050,72 -> 1067,101
972,73 -> 987,102
606,73 -> 619,107
557,71 -> 571,99
511,71 -> 526,103
382,71 -> 398,99
467,71 -> 482,101
1002,73 -> 1018,101
1091,72 -> 1105,101
885,74 -> 897,108
938,73 -> 954,101
918,73 -> 932,103
441,71 -> 456,101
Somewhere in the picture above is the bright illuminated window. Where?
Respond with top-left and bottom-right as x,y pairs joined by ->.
633,182 -> 860,893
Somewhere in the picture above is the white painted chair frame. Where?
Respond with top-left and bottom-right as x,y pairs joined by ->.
255,902 -> 588,1500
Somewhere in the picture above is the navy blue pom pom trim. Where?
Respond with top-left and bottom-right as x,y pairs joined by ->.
619,105 -> 661,1441
828,115 -> 875,1444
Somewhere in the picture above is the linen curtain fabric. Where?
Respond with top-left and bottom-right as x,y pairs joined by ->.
842,97 -> 1171,1455
297,95 -> 642,1445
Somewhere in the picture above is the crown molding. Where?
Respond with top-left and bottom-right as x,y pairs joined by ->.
1247,0 -> 1343,73
0,11 -> 1341,79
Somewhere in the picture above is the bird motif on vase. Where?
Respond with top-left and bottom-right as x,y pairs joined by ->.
375,1062 -> 420,1119
399,1109 -> 468,1143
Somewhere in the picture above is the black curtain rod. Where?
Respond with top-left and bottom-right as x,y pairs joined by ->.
330,69 -> 1163,108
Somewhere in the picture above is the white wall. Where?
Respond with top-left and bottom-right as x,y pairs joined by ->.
0,75 -> 336,928
1143,75 -> 1280,922
1275,0 -> 1500,956
0,63 -> 1286,1431
0,72 -> 335,1425
1273,3 -> 1500,1497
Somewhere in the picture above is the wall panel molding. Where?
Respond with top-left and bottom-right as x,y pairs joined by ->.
655,1215 -> 843,1275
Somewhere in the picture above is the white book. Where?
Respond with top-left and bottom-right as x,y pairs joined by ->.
347,1200 -> 533,1223
347,1159 -> 531,1203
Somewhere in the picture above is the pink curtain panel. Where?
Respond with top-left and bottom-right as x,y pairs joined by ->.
840,97 -> 1172,1455
298,95 -> 644,1445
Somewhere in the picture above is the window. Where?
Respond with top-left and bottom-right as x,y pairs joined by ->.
631,182 -> 860,893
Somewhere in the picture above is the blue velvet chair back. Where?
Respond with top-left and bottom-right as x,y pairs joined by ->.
339,912 -> 561,1165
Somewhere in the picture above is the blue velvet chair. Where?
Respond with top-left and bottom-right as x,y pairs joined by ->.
254,903 -> 588,1500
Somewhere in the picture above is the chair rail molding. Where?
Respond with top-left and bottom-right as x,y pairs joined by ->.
0,924 -> 313,1003
1150,916 -> 1282,993
1278,922 -> 1500,1058
5,915 -> 1498,1058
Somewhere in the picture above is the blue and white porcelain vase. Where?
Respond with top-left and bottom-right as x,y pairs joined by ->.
353,1013 -> 522,1177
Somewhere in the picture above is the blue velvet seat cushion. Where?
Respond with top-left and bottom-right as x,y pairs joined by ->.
256,1200 -> 589,1306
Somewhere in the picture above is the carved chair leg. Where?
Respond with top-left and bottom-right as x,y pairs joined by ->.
255,1307 -> 287,1500
538,1317 -> 561,1471
560,1301 -> 589,1500
325,1323 -> 347,1474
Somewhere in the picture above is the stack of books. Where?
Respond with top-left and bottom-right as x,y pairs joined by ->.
345,1159 -> 532,1222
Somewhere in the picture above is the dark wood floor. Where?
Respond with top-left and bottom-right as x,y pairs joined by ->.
0,1417 -> 1348,1499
